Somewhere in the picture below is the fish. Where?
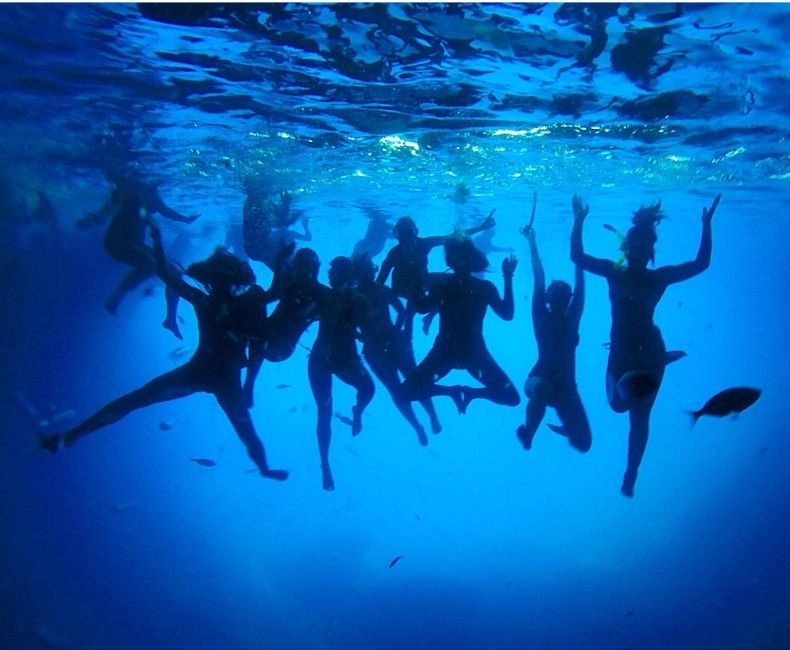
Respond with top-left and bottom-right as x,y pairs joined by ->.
190,457 -> 217,467
389,555 -> 403,568
159,420 -> 175,431
275,383 -> 291,390
690,387 -> 761,426
335,412 -> 353,427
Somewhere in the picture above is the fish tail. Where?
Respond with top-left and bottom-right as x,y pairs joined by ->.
687,410 -> 700,428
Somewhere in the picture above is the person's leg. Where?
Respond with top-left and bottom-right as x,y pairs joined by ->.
461,351 -> 520,412
215,384 -> 287,480
105,268 -> 152,315
554,388 -> 592,453
308,353 -> 335,491
396,333 -> 441,434
517,377 -> 548,450
621,368 -> 661,497
41,367 -> 194,452
334,359 -> 375,438
400,349 -> 462,413
162,262 -> 183,339
365,349 -> 427,446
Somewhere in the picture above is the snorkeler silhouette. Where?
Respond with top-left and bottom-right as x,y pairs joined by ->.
400,237 -> 520,414
517,224 -> 591,453
242,177 -> 311,271
242,244 -> 327,407
354,254 -> 441,446
39,225 -> 288,482
308,256 -> 375,491
571,192 -> 721,497
376,213 -> 495,338
79,174 -> 199,339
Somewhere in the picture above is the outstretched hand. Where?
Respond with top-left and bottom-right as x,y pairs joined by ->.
520,224 -> 536,243
702,193 -> 721,223
572,194 -> 589,222
502,253 -> 518,278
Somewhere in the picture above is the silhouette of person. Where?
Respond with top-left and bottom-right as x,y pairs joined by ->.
376,213 -> 495,338
242,177 -> 311,270
80,175 -> 198,339
308,256 -> 374,491
242,245 -> 327,407
517,225 -> 591,453
354,255 -> 441,446
39,226 -> 288,481
351,204 -> 395,261
571,192 -> 720,497
400,237 -> 520,414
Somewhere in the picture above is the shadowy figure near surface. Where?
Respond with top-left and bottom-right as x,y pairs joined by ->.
354,255 -> 441,446
400,237 -> 521,414
40,228 -> 287,481
308,256 -> 374,491
376,213 -> 495,338
352,204 -> 395,261
242,179 -> 311,270
79,175 -> 198,339
571,192 -> 720,497
517,225 -> 591,453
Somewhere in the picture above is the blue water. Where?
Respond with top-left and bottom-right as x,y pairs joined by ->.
1,3 -> 789,649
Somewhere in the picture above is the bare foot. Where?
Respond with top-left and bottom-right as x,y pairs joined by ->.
516,425 -> 533,450
261,468 -> 289,481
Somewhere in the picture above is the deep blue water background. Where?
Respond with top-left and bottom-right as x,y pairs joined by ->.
1,4 -> 789,649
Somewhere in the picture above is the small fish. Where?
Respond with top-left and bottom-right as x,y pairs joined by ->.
690,387 -> 761,426
335,412 -> 353,427
159,420 -> 175,431
190,457 -> 217,467
625,610 -> 635,617
275,383 -> 291,390
389,555 -> 403,568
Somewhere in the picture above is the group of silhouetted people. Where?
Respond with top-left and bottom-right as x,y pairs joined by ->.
40,174 -> 721,497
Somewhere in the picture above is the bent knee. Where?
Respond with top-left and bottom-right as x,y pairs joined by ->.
570,434 -> 592,453
503,384 -> 521,407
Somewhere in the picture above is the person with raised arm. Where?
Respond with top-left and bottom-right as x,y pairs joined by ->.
570,192 -> 720,497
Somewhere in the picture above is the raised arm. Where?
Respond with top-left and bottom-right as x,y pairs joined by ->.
463,209 -> 496,238
490,254 -> 517,321
569,262 -> 585,326
570,194 -> 615,277
656,193 -> 720,285
424,210 -> 497,250
149,224 -> 204,305
522,226 -> 545,323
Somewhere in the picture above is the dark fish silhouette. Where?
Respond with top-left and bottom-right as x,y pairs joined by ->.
159,420 -> 174,431
389,555 -> 403,568
335,412 -> 353,427
275,383 -> 291,389
190,457 -> 217,467
690,387 -> 761,426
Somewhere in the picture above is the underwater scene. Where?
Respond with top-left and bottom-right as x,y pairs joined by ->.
1,3 -> 789,649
